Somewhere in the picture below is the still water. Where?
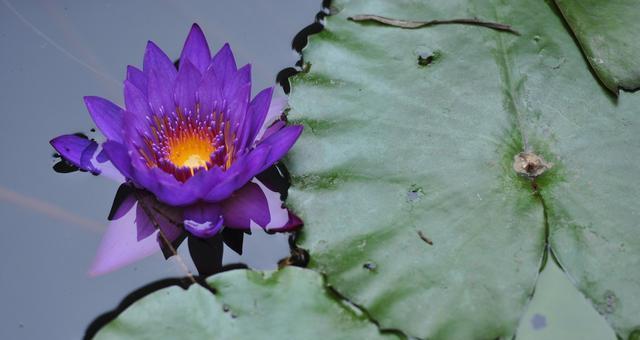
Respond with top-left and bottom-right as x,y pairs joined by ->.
0,1 -> 318,338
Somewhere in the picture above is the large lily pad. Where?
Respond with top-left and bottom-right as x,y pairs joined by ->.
553,0 -> 640,93
286,0 -> 640,338
94,267 -> 397,340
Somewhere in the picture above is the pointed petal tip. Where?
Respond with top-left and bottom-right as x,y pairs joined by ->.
49,135 -> 63,148
180,24 -> 212,74
144,40 -> 159,57
143,40 -> 177,80
288,211 -> 303,228
288,124 -> 304,138
218,43 -> 234,57
189,23 -> 204,34
50,133 -> 77,147
82,95 -> 94,104
145,40 -> 167,58
82,96 -> 101,112
126,65 -> 141,76
267,208 -> 304,232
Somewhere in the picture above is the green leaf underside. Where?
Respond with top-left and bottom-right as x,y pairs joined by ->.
94,267 -> 397,340
287,0 -> 640,339
553,0 -> 640,93
516,258 -> 616,340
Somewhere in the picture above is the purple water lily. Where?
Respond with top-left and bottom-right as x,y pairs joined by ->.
50,24 -> 303,275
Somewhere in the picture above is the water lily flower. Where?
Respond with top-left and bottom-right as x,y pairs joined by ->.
50,24 -> 303,275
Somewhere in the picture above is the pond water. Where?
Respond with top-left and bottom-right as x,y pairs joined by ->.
0,1 -> 318,338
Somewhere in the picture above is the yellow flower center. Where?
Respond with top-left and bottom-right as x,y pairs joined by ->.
139,109 -> 236,182
167,134 -> 215,170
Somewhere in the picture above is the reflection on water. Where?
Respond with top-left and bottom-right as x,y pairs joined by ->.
52,150 -> 299,337
79,160 -> 299,338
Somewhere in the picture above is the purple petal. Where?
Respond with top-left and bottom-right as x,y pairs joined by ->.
148,69 -> 175,116
96,148 -> 109,163
143,41 -> 177,115
134,195 -> 185,245
184,219 -> 224,239
126,65 -> 148,96
226,82 -> 251,135
83,96 -> 124,143
50,134 -> 99,174
121,102 -> 153,154
206,125 -> 302,202
108,189 -> 136,221
218,125 -> 302,189
80,143 -> 99,171
259,120 -> 286,142
236,63 -> 251,83
255,125 -> 303,172
179,166 -> 223,200
130,162 -> 208,207
51,137 -> 123,181
211,43 -> 237,85
244,87 -> 274,147
102,141 -> 133,179
179,24 -> 211,73
197,66 -> 224,118
222,67 -> 251,132
267,209 -> 303,232
143,41 -> 177,81
221,181 -> 270,229
223,64 -> 251,99
124,80 -> 151,116
173,59 -> 201,114
183,202 -> 224,238
135,202 -> 156,241
157,215 -> 184,247
204,145 -> 271,202
139,194 -> 186,251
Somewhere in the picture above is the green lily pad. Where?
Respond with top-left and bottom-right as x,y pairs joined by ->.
93,267 -> 397,340
553,0 -> 640,93
286,0 -> 640,338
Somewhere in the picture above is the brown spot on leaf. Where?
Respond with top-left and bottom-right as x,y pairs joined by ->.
513,152 -> 552,178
